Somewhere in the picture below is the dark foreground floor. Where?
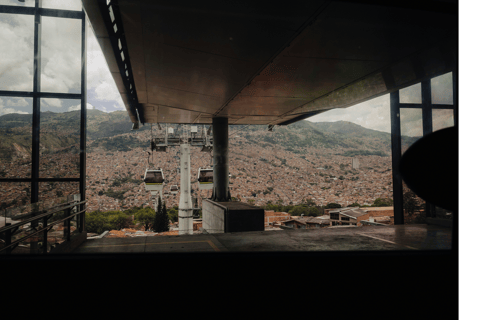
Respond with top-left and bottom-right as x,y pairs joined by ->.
72,224 -> 452,254
1,223 -> 457,319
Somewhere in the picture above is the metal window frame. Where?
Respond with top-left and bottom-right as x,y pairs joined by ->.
390,70 -> 458,225
0,1 -> 87,232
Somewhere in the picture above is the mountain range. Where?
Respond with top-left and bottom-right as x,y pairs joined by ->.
0,109 -> 420,161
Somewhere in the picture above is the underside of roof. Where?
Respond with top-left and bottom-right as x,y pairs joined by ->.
82,0 -> 457,125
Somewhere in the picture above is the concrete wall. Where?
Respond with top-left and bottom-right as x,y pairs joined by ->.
202,200 -> 225,233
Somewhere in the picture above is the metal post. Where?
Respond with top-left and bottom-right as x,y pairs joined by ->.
390,91 -> 404,225
79,10 -> 87,232
178,144 -> 193,235
421,79 -> 435,218
43,216 -> 48,254
30,1 -> 42,251
64,208 -> 70,241
211,117 -> 230,202
5,223 -> 12,255
453,50 -> 458,128
31,0 -> 42,205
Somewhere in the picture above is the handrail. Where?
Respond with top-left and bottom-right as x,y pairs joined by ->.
0,199 -> 87,254
0,208 -> 87,253
2,199 -> 77,220
0,200 -> 86,235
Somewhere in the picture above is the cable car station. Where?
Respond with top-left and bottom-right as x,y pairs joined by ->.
0,2 -> 458,300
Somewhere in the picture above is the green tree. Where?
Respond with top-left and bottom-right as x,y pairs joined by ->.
347,202 -> 361,207
325,203 -> 342,209
153,198 -> 169,232
306,206 -> 320,217
152,197 -> 163,232
85,210 -> 130,234
371,198 -> 393,207
167,206 -> 178,223
162,202 -> 169,230
135,207 -> 155,231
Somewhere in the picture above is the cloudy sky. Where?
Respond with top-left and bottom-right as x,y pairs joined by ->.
0,0 -> 456,137
307,73 -> 454,136
0,0 -> 124,116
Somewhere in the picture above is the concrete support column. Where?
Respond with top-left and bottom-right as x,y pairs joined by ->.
211,117 -> 231,202
179,144 -> 193,235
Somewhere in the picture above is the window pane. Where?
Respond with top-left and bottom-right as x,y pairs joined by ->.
0,13 -> 34,91
39,181 -> 79,209
0,182 -> 31,213
402,183 -> 427,225
431,72 -> 453,105
432,109 -> 454,132
41,0 -> 83,11
400,108 -> 422,155
41,16 -> 82,93
399,82 -> 421,104
0,97 -> 33,178
0,0 -> 34,7
39,98 -> 80,178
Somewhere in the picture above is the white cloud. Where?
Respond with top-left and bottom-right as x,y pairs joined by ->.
43,98 -> 63,108
86,21 -> 126,110
0,14 -> 35,91
68,103 -> 95,111
42,0 -> 83,11
0,108 -> 29,115
40,17 -> 82,93
7,98 -> 29,107
308,94 -> 392,133
0,10 -> 125,114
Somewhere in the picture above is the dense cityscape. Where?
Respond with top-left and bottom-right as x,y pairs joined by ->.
1,111 -> 404,214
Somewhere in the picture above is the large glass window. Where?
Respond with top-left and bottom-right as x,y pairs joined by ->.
431,72 -> 453,105
399,82 -> 421,104
0,182 -> 30,212
0,13 -> 34,91
39,181 -> 80,209
0,97 -> 33,178
41,0 -> 83,11
0,0 -> 35,6
39,98 -> 80,178
400,108 -> 422,155
432,109 -> 454,132
41,16 -> 82,94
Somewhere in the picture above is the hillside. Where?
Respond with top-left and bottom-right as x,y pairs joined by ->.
0,110 -> 421,158
1,110 -> 425,211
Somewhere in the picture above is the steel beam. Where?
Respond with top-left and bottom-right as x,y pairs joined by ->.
390,91 -> 404,225
399,103 -> 454,110
211,117 -> 231,202
97,0 -> 142,124
79,10 -> 86,232
31,0 -> 42,205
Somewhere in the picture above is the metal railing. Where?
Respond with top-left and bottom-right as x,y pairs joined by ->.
0,197 -> 86,254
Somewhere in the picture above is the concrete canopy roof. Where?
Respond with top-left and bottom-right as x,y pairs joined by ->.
83,0 -> 457,125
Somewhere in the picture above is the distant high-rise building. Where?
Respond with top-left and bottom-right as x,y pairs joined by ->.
352,158 -> 360,169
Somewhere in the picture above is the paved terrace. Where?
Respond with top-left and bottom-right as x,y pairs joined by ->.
73,224 -> 452,254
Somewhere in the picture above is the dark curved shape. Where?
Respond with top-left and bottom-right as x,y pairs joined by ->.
399,127 -> 458,211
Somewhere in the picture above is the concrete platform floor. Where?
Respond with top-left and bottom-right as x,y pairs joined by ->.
73,223 -> 452,254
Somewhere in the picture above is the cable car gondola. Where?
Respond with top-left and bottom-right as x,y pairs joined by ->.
170,185 -> 179,194
197,168 -> 213,190
144,169 -> 164,195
